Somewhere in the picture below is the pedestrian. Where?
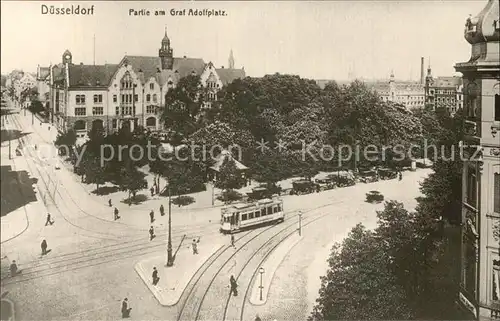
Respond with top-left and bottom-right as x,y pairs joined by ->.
40,121 -> 42,126
229,275 -> 238,296
45,213 -> 54,226
114,207 -> 120,221
41,239 -> 48,255
121,298 -> 131,318
255,315 -> 262,321
192,238 -> 199,255
152,267 -> 160,285
34,144 -> 38,150
149,226 -> 156,241
231,234 -> 235,248
108,199 -> 112,207
399,171 -> 403,181
150,210 -> 155,223
150,186 -> 154,197
160,204 -> 165,216
48,126 -> 50,131
9,260 -> 18,276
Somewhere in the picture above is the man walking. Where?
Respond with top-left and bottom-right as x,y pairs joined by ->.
149,226 -> 156,241
399,171 -> 403,181
231,234 -> 236,248
121,298 -> 131,318
229,275 -> 238,296
150,210 -> 155,223
45,213 -> 54,226
152,267 -> 160,286
41,239 -> 48,255
114,207 -> 120,221
160,204 -> 165,216
10,260 -> 18,276
192,238 -> 199,255
150,186 -> 155,197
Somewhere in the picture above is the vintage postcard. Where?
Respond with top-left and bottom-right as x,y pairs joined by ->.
1,1 -> 499,320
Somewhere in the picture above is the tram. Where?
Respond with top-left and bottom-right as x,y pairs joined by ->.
220,197 -> 284,234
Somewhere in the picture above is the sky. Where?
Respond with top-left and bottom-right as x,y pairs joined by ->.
0,1 -> 486,81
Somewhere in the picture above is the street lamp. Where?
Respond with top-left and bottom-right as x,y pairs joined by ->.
166,186 -> 174,267
258,267 -> 265,301
211,179 -> 215,206
298,211 -> 303,236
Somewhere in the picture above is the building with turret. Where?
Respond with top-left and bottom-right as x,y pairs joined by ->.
42,28 -> 245,136
454,0 -> 500,320
366,70 -> 425,109
425,60 -> 464,114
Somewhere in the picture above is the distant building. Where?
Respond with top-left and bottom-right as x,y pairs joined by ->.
425,64 -> 463,114
42,28 -> 245,136
454,0 -> 500,320
365,71 -> 425,109
36,65 -> 51,108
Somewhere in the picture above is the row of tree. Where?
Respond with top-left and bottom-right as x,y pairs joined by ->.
309,107 -> 465,320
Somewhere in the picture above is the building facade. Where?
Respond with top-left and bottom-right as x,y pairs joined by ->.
425,65 -> 464,114
44,29 -> 245,137
367,72 -> 426,109
454,1 -> 500,320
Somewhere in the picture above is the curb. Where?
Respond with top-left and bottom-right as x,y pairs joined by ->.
249,233 -> 303,306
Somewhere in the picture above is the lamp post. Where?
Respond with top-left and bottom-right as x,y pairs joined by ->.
298,211 -> 303,236
211,180 -> 215,206
259,267 -> 265,301
166,186 -> 174,267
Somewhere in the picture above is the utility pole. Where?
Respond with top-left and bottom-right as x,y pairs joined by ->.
298,211 -> 302,236
166,186 -> 174,267
8,128 -> 12,160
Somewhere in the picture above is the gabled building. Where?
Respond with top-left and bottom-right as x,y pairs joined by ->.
47,28 -> 245,137
366,71 -> 425,109
425,63 -> 464,114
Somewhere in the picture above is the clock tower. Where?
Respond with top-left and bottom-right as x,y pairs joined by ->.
62,49 -> 72,65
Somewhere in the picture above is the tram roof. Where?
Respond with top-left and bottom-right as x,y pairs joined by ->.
223,198 -> 280,210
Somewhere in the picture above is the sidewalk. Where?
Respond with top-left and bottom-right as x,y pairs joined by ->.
135,240 -> 224,306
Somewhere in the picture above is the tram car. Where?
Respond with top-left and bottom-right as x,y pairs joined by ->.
220,197 -> 284,234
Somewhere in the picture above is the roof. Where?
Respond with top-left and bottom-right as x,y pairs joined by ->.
433,76 -> 462,87
68,64 -> 119,88
122,55 -> 206,84
210,150 -> 248,172
215,68 -> 246,86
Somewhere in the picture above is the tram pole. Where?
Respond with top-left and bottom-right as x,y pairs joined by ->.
298,211 -> 302,236
166,186 -> 174,267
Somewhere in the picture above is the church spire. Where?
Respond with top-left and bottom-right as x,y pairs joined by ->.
228,49 -> 235,69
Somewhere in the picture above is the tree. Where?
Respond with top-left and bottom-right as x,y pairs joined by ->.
214,157 -> 246,192
84,156 -> 106,193
119,160 -> 147,203
54,129 -> 77,156
309,224 -> 413,320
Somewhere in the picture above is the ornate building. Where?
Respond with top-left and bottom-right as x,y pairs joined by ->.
454,0 -> 500,320
43,28 -> 245,136
366,71 -> 426,109
425,62 -> 464,114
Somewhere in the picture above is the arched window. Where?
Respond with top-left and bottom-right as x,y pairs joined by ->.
146,117 -> 156,127
146,94 -> 151,102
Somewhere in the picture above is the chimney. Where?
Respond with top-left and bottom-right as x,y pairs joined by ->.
420,57 -> 424,84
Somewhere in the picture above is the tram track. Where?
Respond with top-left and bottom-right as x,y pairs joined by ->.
176,200 -> 344,321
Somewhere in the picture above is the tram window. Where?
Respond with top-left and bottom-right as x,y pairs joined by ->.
255,211 -> 261,218
267,207 -> 273,215
242,214 -> 248,221
273,206 -> 278,213
261,208 -> 266,216
249,212 -> 254,219
278,204 -> 281,212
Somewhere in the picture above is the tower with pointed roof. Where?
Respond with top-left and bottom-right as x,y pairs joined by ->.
228,49 -> 235,69
454,0 -> 500,320
62,49 -> 72,65
159,27 -> 173,70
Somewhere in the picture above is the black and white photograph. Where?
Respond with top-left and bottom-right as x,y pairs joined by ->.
0,1 -> 499,320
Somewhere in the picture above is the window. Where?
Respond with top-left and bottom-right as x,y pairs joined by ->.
267,207 -> 272,215
249,212 -> 254,219
75,94 -> 86,104
466,167 -> 477,208
128,94 -> 132,103
274,206 -> 278,213
153,94 -> 157,103
493,260 -> 500,302
146,94 -> 151,102
147,106 -> 156,114
121,94 -> 124,103
242,214 -> 247,221
495,94 -> 500,121
116,106 -> 120,115
255,211 -> 260,218
278,204 -> 281,212
93,94 -> 103,103
150,83 -> 154,90
75,107 -> 86,116
113,95 -> 117,103
494,173 -> 500,214
112,119 -> 117,128
261,208 -> 266,216
92,107 -> 103,115
134,94 -> 138,102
